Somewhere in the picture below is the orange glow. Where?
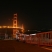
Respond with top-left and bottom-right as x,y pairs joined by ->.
0,13 -> 25,39
0,26 -> 23,29
21,24 -> 24,33
0,26 -> 2,28
8,26 -> 10,28
2,26 -> 7,28
21,24 -> 24,30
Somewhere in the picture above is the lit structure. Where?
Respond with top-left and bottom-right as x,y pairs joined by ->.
13,13 -> 17,38
13,13 -> 17,28
0,13 -> 24,38
0,26 -> 12,28
0,26 -> 23,29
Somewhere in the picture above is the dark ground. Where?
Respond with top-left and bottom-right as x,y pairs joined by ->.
0,40 -> 51,52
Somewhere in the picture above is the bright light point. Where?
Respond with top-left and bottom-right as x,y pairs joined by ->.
30,34 -> 36,35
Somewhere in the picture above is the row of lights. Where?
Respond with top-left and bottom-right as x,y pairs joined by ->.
0,26 -> 12,28
0,26 -> 23,29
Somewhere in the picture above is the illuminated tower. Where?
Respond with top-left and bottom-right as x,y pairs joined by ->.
13,13 -> 17,38
13,13 -> 17,28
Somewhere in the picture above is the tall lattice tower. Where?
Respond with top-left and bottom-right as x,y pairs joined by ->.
13,13 -> 17,38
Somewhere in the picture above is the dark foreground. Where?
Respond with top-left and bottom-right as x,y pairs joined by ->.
0,40 -> 51,52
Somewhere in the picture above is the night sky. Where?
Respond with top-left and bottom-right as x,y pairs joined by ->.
0,1 -> 52,30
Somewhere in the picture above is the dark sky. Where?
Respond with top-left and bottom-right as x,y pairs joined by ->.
0,1 -> 52,30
